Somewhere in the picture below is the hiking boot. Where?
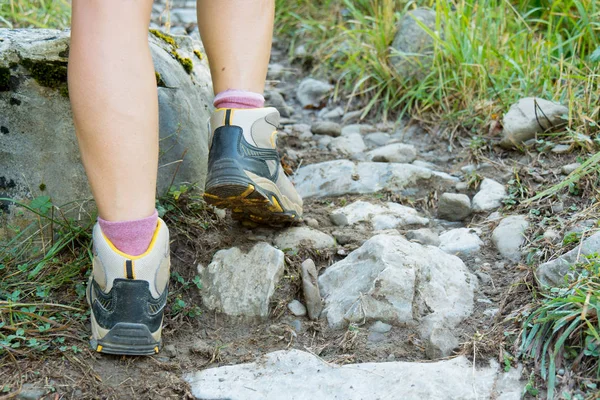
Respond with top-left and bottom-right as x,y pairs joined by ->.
203,107 -> 303,225
87,219 -> 170,355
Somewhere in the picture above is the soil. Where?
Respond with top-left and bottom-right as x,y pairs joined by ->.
2,12 -> 597,400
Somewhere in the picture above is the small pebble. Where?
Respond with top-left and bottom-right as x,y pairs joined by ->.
213,207 -> 227,219
543,229 -> 560,243
483,308 -> 499,318
561,162 -> 581,175
387,353 -> 396,362
163,344 -> 177,358
551,202 -> 564,213
551,144 -> 570,154
305,217 -> 319,228
475,271 -> 492,285
290,319 -> 303,333
190,339 -> 213,357
287,300 -> 307,317
455,181 -> 469,192
333,231 -> 353,245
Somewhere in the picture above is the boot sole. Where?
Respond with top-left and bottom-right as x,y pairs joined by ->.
91,322 -> 161,356
204,180 -> 300,226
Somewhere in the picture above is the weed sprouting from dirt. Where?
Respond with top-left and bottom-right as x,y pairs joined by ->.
517,255 -> 600,399
0,195 -> 94,396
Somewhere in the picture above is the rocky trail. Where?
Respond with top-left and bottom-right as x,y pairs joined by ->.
1,2 -> 596,400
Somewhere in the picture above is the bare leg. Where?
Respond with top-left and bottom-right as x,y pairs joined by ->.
198,0 -> 303,224
197,0 -> 275,94
69,0 -> 158,222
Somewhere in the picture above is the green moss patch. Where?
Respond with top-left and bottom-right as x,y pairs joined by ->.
174,52 -> 193,74
0,67 -> 10,91
149,29 -> 178,49
193,50 -> 203,60
21,59 -> 69,98
155,71 -> 166,87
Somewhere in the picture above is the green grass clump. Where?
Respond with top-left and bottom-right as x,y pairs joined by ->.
276,0 -> 599,132
519,255 -> 600,399
0,196 -> 93,363
0,0 -> 70,29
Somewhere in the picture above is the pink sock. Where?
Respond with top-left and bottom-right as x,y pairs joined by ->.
98,210 -> 159,256
214,89 -> 265,109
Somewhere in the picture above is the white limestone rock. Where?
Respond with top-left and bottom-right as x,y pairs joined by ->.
472,179 -> 508,212
274,227 -> 336,251
439,228 -> 484,258
492,215 -> 529,262
501,97 -> 568,148
292,160 -> 458,199
318,234 -> 476,332
330,200 -> 428,230
185,350 -> 525,400
199,243 -> 284,318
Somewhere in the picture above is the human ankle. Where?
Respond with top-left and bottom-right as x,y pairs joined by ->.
97,210 -> 159,256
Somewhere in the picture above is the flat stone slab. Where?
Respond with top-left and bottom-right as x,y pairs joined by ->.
185,349 -> 524,400
292,160 -> 458,198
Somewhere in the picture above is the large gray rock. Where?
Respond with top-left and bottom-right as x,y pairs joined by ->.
292,160 -> 458,199
390,8 -> 437,78
501,97 -> 568,148
330,200 -> 428,230
492,215 -> 529,262
318,234 -> 475,335
198,242 -> 285,318
537,231 -> 600,287
0,29 -> 212,228
296,78 -> 333,108
185,350 -> 524,400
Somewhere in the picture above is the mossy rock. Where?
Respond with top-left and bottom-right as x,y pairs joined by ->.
21,59 -> 69,97
174,52 -> 193,74
1,29 -> 213,226
0,67 -> 11,91
149,29 -> 179,49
